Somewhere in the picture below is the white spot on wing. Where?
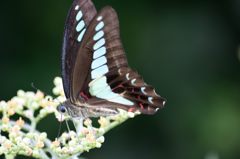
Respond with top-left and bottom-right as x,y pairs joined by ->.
77,28 -> 86,42
93,38 -> 105,50
93,30 -> 104,41
153,89 -> 160,97
89,76 -> 134,105
131,79 -> 136,85
75,5 -> 79,10
91,64 -> 109,79
91,56 -> 107,69
110,96 -> 134,106
141,87 -> 147,95
163,101 -> 166,106
97,16 -> 103,21
95,21 -> 104,31
93,47 -> 106,59
126,73 -> 130,80
148,97 -> 153,104
76,10 -> 83,21
76,20 -> 85,32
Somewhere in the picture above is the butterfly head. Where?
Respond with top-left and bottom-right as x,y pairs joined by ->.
57,104 -> 68,114
56,100 -> 75,116
56,100 -> 86,118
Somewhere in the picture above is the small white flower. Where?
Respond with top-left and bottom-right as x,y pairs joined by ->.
62,147 -> 69,154
3,139 -> 12,149
68,140 -> 77,147
61,132 -> 69,140
17,90 -> 25,97
69,131 -> 77,138
98,117 -> 109,127
0,146 -> 5,155
52,87 -> 64,96
39,133 -> 47,140
23,138 -> 31,145
45,96 -> 53,101
55,147 -> 62,153
15,136 -> 23,142
96,136 -> 105,143
24,110 -> 34,118
39,109 -> 47,116
0,136 -> 7,144
76,144 -> 84,151
36,140 -> 44,148
54,96 -> 66,103
13,96 -> 25,105
1,124 -> 9,131
32,149 -> 41,157
98,128 -> 105,134
95,142 -> 102,148
55,112 -> 66,122
127,112 -> 135,118
84,118 -> 92,127
9,129 -> 21,138
25,92 -> 35,98
0,100 -> 7,111
68,147 -> 75,153
30,101 -> 39,109
26,132 -> 35,138
54,77 -> 62,86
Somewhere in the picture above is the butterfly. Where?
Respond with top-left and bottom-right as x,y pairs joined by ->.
57,0 -> 166,119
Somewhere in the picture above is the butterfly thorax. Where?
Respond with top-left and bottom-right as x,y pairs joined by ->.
58,99 -> 119,119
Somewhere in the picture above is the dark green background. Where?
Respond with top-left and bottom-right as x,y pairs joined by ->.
0,0 -> 240,159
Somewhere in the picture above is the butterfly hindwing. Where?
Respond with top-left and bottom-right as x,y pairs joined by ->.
62,0 -> 97,99
110,67 -> 166,114
88,67 -> 166,114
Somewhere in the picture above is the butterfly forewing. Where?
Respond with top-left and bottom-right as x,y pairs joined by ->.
71,6 -> 128,101
62,0 -> 97,99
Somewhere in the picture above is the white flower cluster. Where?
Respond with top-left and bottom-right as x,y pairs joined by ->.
0,77 -> 138,159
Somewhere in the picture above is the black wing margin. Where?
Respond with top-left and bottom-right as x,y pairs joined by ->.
61,0 -> 97,98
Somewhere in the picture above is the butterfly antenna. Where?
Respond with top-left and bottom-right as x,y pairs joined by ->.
32,82 -> 64,106
72,118 -> 83,133
31,82 -> 39,91
32,83 -> 68,137
31,82 -> 51,97
72,119 -> 78,133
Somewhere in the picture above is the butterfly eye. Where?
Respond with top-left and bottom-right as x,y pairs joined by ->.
57,105 -> 67,113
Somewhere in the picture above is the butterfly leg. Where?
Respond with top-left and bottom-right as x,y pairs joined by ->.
65,120 -> 71,133
72,118 -> 84,134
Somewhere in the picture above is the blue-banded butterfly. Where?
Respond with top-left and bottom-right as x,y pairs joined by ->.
57,0 -> 166,118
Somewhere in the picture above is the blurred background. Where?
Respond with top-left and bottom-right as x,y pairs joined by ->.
0,0 -> 240,159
